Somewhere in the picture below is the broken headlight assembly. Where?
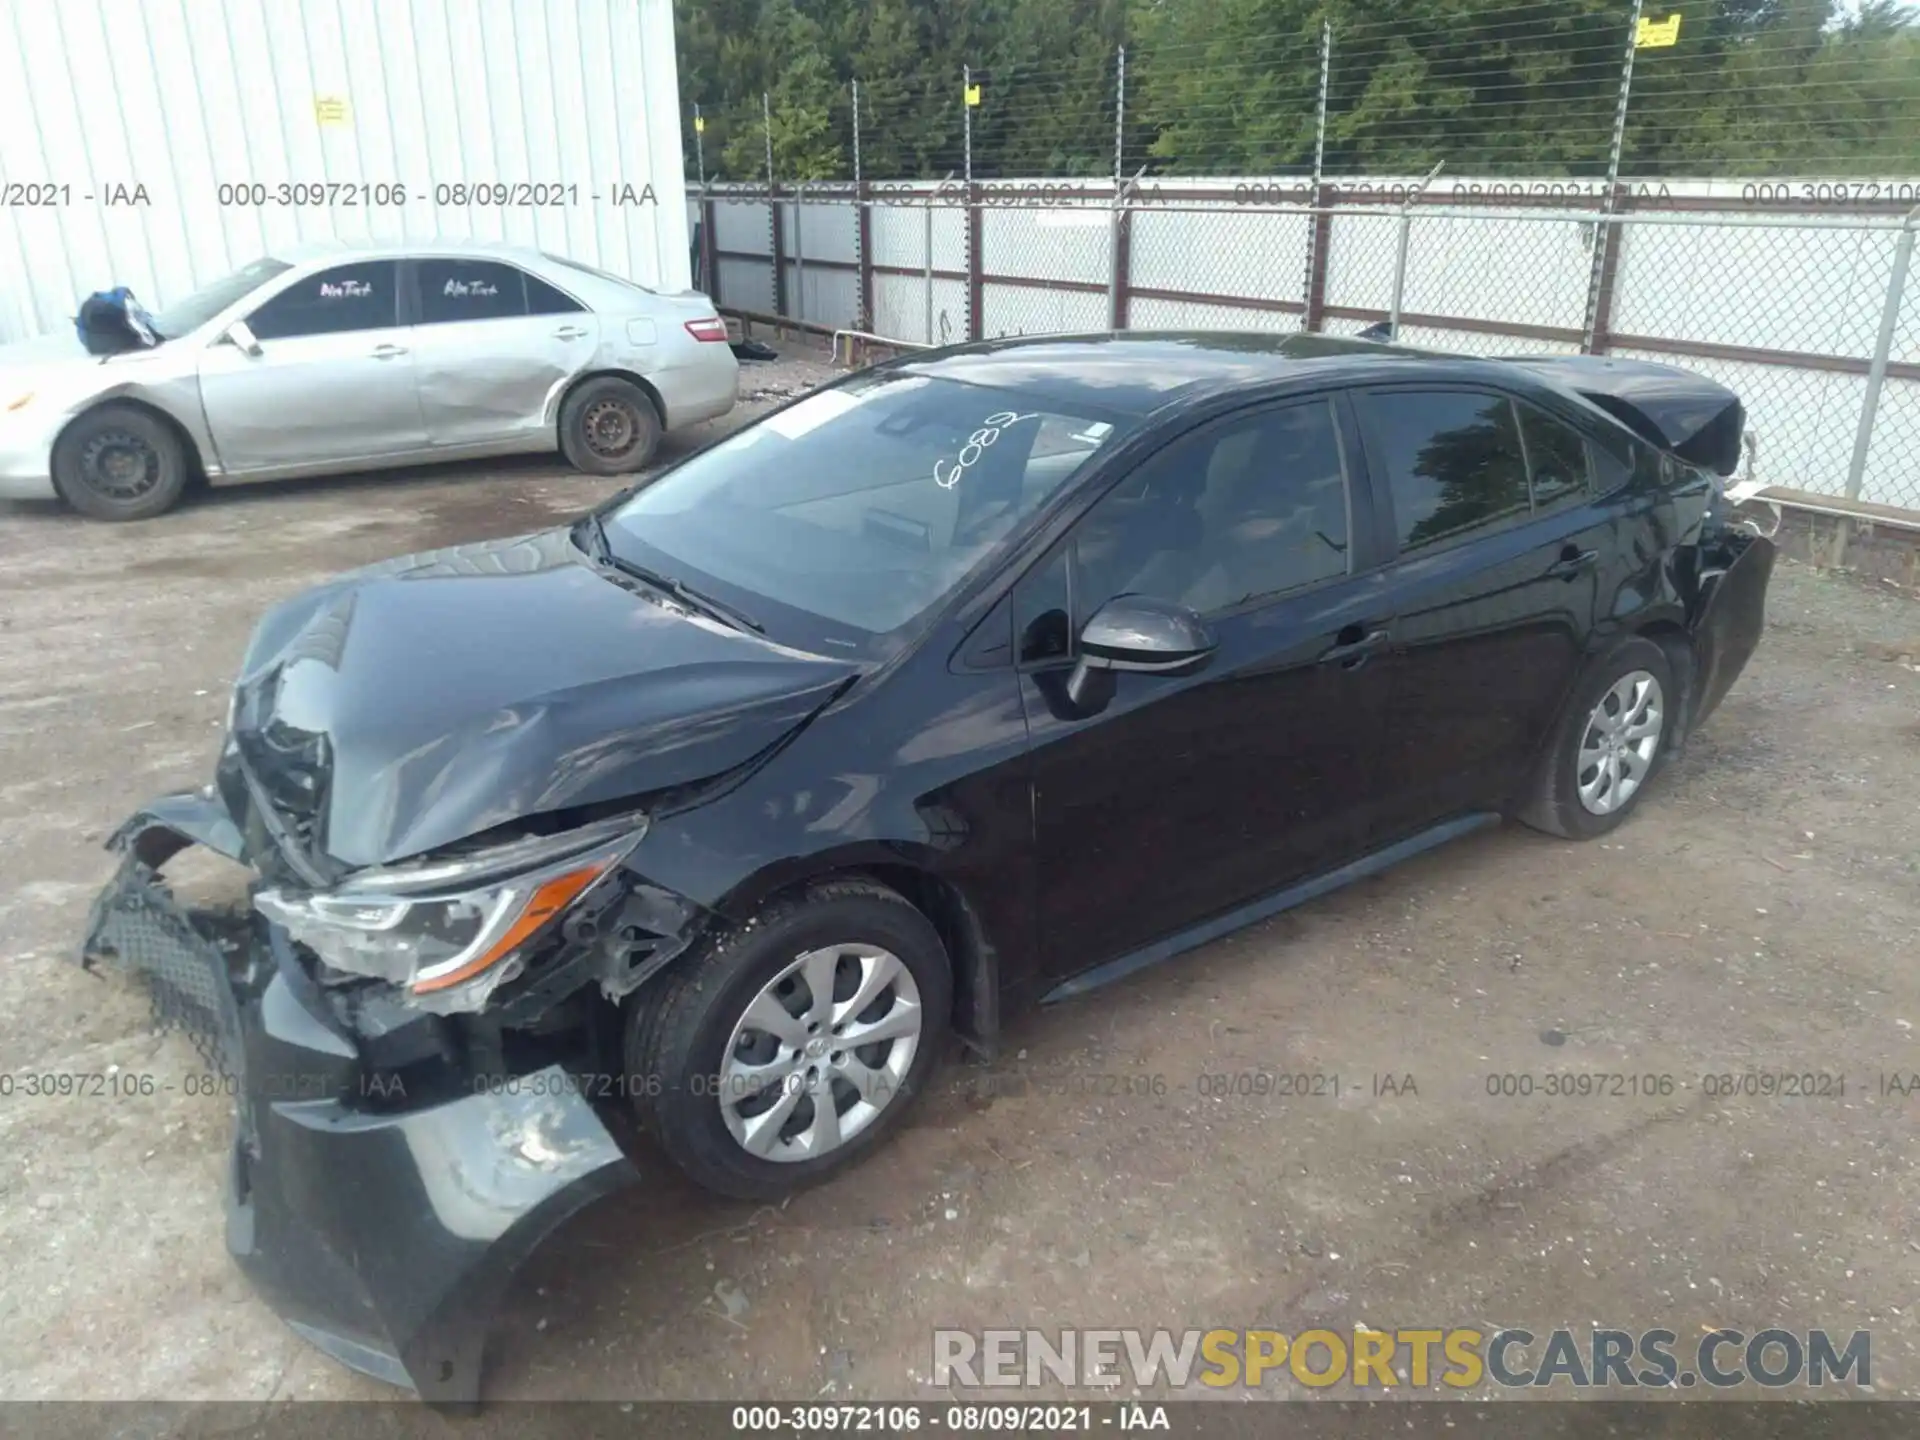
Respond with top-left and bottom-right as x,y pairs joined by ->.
253,816 -> 647,1011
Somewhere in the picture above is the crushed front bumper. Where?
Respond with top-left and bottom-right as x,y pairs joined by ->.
79,796 -> 640,1405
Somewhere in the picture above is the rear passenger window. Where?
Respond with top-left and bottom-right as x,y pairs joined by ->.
525,273 -> 587,315
1357,389 -> 1530,554
1592,433 -> 1664,495
418,259 -> 528,324
1516,402 -> 1590,509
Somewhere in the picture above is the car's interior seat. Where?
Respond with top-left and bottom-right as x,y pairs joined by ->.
1177,412 -> 1350,609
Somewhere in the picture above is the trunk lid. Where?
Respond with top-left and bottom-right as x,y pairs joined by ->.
1504,354 -> 1746,476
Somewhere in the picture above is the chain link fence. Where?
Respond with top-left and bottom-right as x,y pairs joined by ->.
692,182 -> 1920,512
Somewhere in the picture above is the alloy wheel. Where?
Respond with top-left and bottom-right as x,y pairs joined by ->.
1576,669 -> 1664,816
718,943 -> 923,1163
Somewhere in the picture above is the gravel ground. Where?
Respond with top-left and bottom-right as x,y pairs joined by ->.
2,342 -> 1918,1415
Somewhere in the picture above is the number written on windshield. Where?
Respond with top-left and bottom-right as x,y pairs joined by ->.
935,411 -> 1040,490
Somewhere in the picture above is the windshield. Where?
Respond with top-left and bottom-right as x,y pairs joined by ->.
149,257 -> 294,339
602,371 -> 1128,652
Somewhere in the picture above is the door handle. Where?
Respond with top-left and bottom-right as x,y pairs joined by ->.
1317,626 -> 1390,668
1546,545 -> 1598,579
371,343 -> 409,359
553,326 -> 589,340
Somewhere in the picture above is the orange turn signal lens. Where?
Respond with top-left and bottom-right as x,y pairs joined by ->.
5,393 -> 33,412
409,861 -> 610,995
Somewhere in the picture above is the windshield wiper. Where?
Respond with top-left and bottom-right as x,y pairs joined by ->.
575,515 -> 764,634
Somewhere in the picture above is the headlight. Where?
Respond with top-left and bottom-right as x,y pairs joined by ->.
254,816 -> 646,1007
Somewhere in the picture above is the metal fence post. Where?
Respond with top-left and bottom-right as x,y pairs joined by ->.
763,92 -> 785,318
1109,49 -> 1133,330
1302,20 -> 1331,327
1387,161 -> 1443,336
1388,206 -> 1412,337
963,64 -> 973,186
1305,194 -> 1333,332
1584,0 -> 1643,351
963,65 -> 983,342
1110,167 -> 1143,331
924,191 -> 935,346
693,102 -> 706,189
793,179 -> 806,323
854,79 -> 873,332
1846,204 -> 1919,502
701,186 -> 719,305
692,104 -> 712,299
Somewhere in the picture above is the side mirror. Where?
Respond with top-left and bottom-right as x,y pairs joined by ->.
223,320 -> 263,357
1064,595 -> 1216,713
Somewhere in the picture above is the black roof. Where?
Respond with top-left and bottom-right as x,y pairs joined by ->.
890,331 -> 1745,474
895,331 -> 1460,418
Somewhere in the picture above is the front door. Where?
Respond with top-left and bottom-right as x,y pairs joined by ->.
1017,395 -> 1397,986
197,259 -> 427,472
405,257 -> 600,447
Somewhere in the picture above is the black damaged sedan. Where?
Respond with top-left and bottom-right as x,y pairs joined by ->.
83,333 -> 1773,1402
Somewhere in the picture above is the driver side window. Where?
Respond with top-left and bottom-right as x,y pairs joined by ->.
1016,399 -> 1352,663
247,261 -> 400,341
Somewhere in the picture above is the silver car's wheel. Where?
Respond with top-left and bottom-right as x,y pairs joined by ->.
582,397 -> 639,460
80,428 -> 163,500
718,943 -> 923,1163
558,376 -> 662,475
1576,669 -> 1664,816
51,403 -> 190,521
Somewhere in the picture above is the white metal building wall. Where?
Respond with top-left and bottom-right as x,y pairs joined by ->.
0,0 -> 691,344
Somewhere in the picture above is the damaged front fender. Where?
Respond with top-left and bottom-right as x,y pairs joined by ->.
79,825 -> 642,1405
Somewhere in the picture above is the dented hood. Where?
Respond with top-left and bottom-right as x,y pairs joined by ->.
222,528 -> 857,874
1503,354 -> 1747,476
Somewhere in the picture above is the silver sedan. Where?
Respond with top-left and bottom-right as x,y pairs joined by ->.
0,239 -> 738,520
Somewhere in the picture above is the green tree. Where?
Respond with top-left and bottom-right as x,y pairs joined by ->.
675,0 -> 1920,182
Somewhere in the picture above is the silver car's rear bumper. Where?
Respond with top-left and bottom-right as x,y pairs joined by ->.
652,352 -> 738,429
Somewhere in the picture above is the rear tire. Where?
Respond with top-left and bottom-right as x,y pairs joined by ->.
628,879 -> 951,1201
559,376 -> 662,476
1517,636 -> 1676,841
51,404 -> 189,521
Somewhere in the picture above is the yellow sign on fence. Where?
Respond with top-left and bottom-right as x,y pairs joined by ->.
1636,14 -> 1681,48
965,83 -> 982,107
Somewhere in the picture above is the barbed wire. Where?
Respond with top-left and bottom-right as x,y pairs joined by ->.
684,5 -> 1920,185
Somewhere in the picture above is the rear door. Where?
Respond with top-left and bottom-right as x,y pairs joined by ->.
404,257 -> 599,447
197,260 -> 427,470
1018,395 -> 1398,985
1355,386 -> 1612,841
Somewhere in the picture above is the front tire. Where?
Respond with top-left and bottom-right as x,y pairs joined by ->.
559,376 -> 662,476
51,404 -> 189,521
1517,636 -> 1676,841
628,879 -> 952,1201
